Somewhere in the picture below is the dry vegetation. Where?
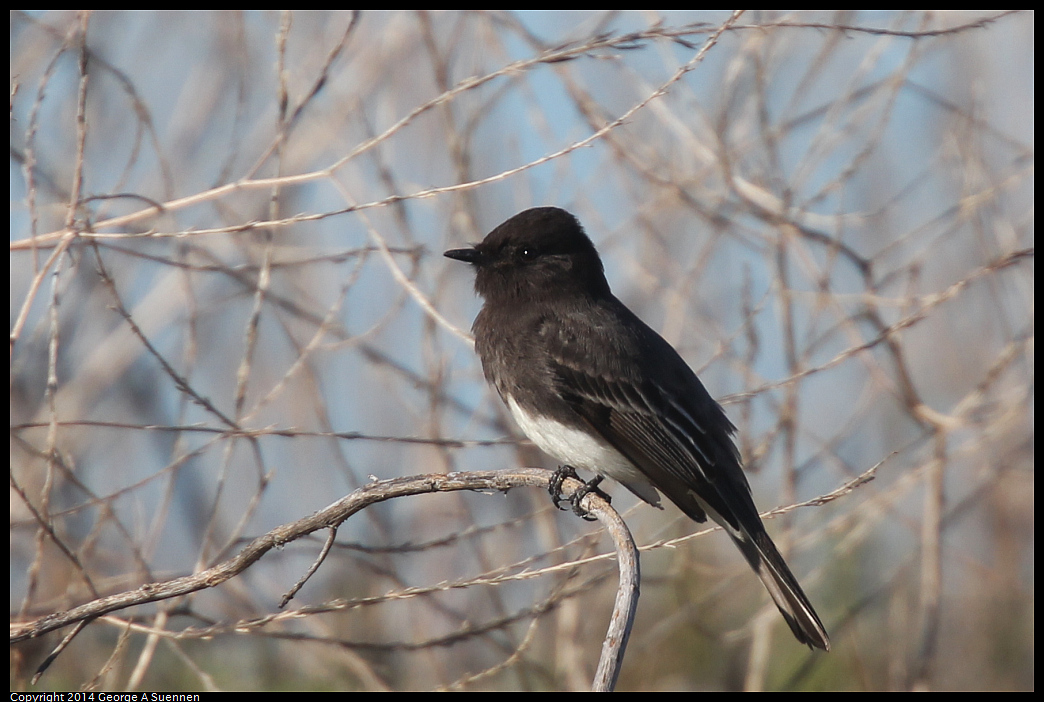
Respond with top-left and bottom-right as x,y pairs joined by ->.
10,10 -> 1033,691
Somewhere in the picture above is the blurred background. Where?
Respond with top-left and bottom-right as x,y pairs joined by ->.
10,10 -> 1033,691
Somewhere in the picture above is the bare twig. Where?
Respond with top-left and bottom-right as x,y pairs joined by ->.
11,468 -> 642,691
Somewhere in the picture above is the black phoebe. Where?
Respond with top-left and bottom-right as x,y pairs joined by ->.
445,207 -> 829,651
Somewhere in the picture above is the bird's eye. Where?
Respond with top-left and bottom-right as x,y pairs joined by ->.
520,247 -> 538,261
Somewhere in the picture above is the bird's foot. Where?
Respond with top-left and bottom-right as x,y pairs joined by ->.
549,466 -> 610,521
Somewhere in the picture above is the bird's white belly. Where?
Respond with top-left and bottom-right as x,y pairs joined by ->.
506,395 -> 661,506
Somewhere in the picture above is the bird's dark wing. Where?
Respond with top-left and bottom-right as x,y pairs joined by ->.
551,359 -> 752,528
544,303 -> 830,650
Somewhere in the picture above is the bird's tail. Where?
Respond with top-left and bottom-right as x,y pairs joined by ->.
730,528 -> 830,651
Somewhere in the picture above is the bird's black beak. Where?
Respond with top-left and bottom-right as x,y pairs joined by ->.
444,246 -> 482,264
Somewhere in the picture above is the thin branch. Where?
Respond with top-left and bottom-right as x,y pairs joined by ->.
11,468 -> 641,692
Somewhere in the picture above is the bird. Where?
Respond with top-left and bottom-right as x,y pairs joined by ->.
444,206 -> 829,651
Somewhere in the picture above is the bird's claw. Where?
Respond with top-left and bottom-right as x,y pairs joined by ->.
549,466 -> 610,521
